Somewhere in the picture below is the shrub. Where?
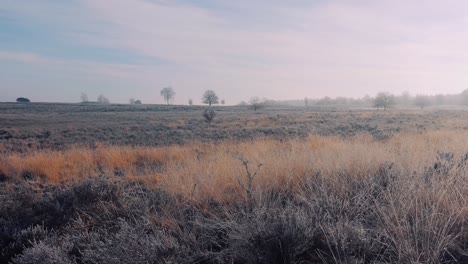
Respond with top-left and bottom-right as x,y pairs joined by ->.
16,97 -> 30,103
203,109 -> 217,126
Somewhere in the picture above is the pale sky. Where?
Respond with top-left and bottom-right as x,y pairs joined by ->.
1,0 -> 468,104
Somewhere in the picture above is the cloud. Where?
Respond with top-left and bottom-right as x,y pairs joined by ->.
0,51 -> 145,79
0,51 -> 47,63
2,0 -> 468,103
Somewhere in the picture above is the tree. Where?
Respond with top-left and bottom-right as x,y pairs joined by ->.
188,98 -> 193,106
16,97 -> 30,103
97,94 -> 110,104
317,96 -> 332,106
304,97 -> 310,107
129,98 -> 136,104
399,91 -> 411,106
160,87 -> 175,105
221,99 -> 225,105
363,94 -> 373,106
373,92 -> 394,111
462,89 -> 468,106
81,92 -> 89,103
202,109 -> 216,126
435,94 -> 444,105
202,90 -> 219,106
249,97 -> 265,111
413,95 -> 430,109
134,100 -> 142,104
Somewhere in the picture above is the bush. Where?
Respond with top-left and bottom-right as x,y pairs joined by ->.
203,109 -> 217,126
16,97 -> 30,103
2,152 -> 468,263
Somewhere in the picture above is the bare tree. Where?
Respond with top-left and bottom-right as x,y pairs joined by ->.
237,156 -> 262,210
202,109 -> 216,126
97,94 -> 110,104
129,98 -> 136,104
373,92 -> 394,111
188,98 -> 193,106
160,87 -> 175,105
80,92 -> 89,103
202,90 -> 219,106
249,96 -> 265,111
414,95 -> 430,109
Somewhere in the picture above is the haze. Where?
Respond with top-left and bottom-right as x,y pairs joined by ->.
1,0 -> 468,104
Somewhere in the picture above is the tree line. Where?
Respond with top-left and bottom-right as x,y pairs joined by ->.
13,89 -> 468,109
281,90 -> 468,110
79,87 -> 227,106
74,88 -> 468,109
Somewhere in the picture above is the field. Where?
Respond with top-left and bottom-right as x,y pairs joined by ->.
1,103 -> 468,263
1,103 -> 467,152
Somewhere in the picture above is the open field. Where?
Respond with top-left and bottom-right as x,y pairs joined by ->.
0,103 -> 467,152
1,103 -> 468,263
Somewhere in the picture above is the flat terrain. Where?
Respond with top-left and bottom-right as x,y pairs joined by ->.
1,103 -> 468,263
1,102 -> 467,152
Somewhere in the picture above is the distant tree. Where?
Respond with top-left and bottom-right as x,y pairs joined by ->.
134,100 -> 142,104
335,97 -> 349,106
413,95 -> 430,109
249,96 -> 265,111
16,97 -> 30,103
221,99 -> 225,105
462,89 -> 468,106
304,97 -> 310,107
363,94 -> 373,106
399,91 -> 411,106
435,94 -> 444,105
160,87 -> 175,105
202,109 -> 216,126
202,90 -> 219,106
81,92 -> 89,103
188,98 -> 193,106
373,92 -> 394,111
317,96 -> 332,106
129,98 -> 136,104
238,101 -> 247,106
97,94 -> 110,104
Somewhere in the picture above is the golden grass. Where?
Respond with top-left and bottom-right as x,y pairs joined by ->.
1,130 -> 467,202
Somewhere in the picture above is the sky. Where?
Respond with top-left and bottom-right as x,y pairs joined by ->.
1,0 -> 468,104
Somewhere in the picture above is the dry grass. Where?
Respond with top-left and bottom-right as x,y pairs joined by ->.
2,129 -> 468,263
1,130 -> 467,202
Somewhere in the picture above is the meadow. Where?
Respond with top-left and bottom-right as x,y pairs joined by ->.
1,103 -> 468,263
1,103 -> 466,152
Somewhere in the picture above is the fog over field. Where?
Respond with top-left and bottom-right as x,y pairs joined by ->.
2,0 -> 468,104
2,1 -> 468,263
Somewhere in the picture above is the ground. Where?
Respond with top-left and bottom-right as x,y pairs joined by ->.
1,103 -> 468,263
1,103 -> 466,152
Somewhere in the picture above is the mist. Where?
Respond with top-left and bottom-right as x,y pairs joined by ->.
2,0 -> 468,104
